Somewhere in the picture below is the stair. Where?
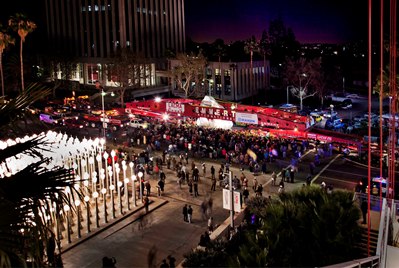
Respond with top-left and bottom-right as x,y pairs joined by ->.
356,227 -> 379,257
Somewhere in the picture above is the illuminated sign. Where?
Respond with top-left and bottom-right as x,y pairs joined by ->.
193,106 -> 236,121
235,112 -> 258,124
166,102 -> 185,114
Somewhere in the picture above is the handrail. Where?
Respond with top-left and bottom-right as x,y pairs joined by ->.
322,256 -> 380,268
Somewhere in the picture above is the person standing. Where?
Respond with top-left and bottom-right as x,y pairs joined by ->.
361,200 -> 368,224
210,165 -> 215,180
167,255 -> 176,268
252,177 -> 258,192
143,196 -> 149,214
290,168 -> 295,183
202,163 -> 206,177
211,176 -> 216,191
160,259 -> 169,268
242,187 -> 249,204
145,180 -> 151,196
182,204 -> 188,222
157,179 -> 165,196
187,205 -> 193,223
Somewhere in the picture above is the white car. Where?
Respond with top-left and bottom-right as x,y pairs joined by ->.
322,110 -> 338,118
128,119 -> 148,129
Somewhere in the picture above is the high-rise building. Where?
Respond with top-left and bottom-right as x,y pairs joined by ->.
43,0 -> 185,95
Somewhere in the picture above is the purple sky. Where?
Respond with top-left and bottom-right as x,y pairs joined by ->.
185,0 -> 368,44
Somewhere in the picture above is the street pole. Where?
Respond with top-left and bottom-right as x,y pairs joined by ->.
101,89 -> 106,139
229,171 -> 234,229
286,86 -> 289,104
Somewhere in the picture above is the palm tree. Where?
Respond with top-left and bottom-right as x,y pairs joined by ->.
244,36 -> 259,104
0,26 -> 15,98
8,13 -> 37,93
259,30 -> 271,89
0,83 -> 82,267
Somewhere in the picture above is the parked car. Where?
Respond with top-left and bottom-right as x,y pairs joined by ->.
322,110 -> 338,118
63,118 -> 85,129
325,117 -> 345,130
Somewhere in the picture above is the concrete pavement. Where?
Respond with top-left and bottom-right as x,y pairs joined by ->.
61,144 -> 380,268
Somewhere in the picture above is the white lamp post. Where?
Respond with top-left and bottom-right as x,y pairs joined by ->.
101,88 -> 106,139
84,196 -> 90,233
92,191 -> 100,228
138,171 -> 143,203
111,150 -> 116,186
109,184 -> 116,219
101,188 -> 107,223
131,175 -> 137,207
103,151 -> 109,189
64,204 -> 71,243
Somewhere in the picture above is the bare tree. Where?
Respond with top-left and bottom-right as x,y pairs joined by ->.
284,57 -> 322,110
170,52 -> 207,98
108,49 -> 150,107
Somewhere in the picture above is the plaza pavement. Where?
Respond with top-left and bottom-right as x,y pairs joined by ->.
61,144 -> 380,268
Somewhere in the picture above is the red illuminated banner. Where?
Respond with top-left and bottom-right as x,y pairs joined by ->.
192,106 -> 236,121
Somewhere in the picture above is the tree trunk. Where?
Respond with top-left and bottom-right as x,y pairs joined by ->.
250,50 -> 254,105
263,54 -> 266,89
300,96 -> 303,111
20,39 -> 24,92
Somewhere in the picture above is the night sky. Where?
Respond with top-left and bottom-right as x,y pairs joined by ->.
185,0 -> 368,44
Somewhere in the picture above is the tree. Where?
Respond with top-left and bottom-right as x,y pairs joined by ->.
0,26 -> 15,98
170,52 -> 207,98
259,30 -> 271,88
0,83 -> 83,267
8,13 -> 37,93
246,187 -> 363,267
244,36 -> 259,104
107,48 -> 150,107
284,57 -> 323,110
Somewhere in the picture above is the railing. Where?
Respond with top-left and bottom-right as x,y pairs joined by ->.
322,256 -> 380,268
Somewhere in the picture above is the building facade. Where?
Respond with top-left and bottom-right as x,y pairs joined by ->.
170,60 -> 270,102
44,0 -> 185,90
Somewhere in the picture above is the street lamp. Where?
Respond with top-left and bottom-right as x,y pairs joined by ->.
101,89 -> 106,139
286,85 -> 294,104
208,79 -> 214,96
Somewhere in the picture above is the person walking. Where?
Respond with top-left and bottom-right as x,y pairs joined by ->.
182,204 -> 188,222
157,179 -> 165,196
145,180 -> 151,196
208,216 -> 214,233
271,171 -> 277,186
187,205 -> 193,223
202,163 -> 206,177
193,180 -> 199,197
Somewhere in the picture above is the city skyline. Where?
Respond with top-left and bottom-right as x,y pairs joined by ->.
185,0 -> 368,44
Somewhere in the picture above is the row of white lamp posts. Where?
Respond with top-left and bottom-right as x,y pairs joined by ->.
0,131 -> 144,245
